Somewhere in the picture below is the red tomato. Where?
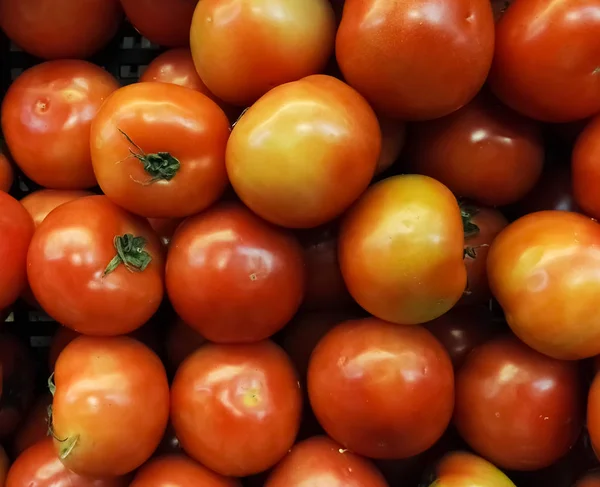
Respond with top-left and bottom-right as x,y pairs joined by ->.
487,211 -> 600,359
171,341 -> 302,476
265,436 -> 389,487
308,318 -> 454,459
572,115 -> 600,219
0,0 -> 121,59
166,203 -> 305,343
165,318 -> 206,373
461,203 -> 508,305
21,190 -> 94,229
489,0 -> 600,122
227,75 -> 381,228
407,94 -> 544,206
13,394 -> 52,456
455,335 -> 583,471
296,223 -> 353,311
0,192 -> 34,311
27,196 -> 164,336
51,336 -> 170,476
424,306 -> 498,370
375,116 -> 406,175
148,218 -> 183,247
7,439 -> 128,487
120,0 -> 196,47
130,455 -> 240,487
91,82 -> 230,218
336,0 -> 494,120
0,152 -> 13,193
339,175 -> 466,324
577,471 -> 600,487
190,0 -> 336,106
427,451 -> 516,487
587,375 -> 600,463
48,327 -> 80,371
1,61 -> 119,189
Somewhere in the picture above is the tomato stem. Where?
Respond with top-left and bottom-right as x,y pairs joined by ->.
48,372 -> 56,396
103,234 -> 152,277
459,200 -> 480,239
59,435 -> 80,460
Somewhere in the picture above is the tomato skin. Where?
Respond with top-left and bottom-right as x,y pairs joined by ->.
0,153 -> 13,193
339,175 -> 467,324
0,0 -> 121,59
190,0 -> 336,106
588,375 -> 600,463
577,471 -> 600,487
0,192 -> 34,311
13,394 -> 52,456
407,94 -> 544,207
91,82 -> 230,218
120,0 -> 196,47
308,318 -> 454,459
130,455 -> 241,487
265,436 -> 389,487
573,116 -> 600,219
375,116 -> 406,175
27,195 -> 164,336
52,336 -> 170,477
490,0 -> 600,122
147,218 -> 183,247
171,341 -> 302,476
428,451 -> 516,487
1,61 -> 119,189
227,75 -> 381,228
488,211 -> 600,359
165,318 -> 206,373
455,335 -> 583,471
21,190 -> 95,229
336,0 -> 494,121
166,203 -> 305,343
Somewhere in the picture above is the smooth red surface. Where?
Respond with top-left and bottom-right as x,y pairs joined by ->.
573,115 -> 600,219
515,164 -> 578,216
0,153 -> 13,193
21,190 -> 94,228
148,218 -> 183,248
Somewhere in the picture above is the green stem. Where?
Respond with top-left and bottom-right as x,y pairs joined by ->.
103,234 -> 152,277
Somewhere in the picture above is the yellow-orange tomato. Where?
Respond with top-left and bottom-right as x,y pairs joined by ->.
190,0 -> 336,106
227,75 -> 381,229
429,451 -> 516,487
488,211 -> 600,359
20,190 -> 93,228
339,175 -> 467,324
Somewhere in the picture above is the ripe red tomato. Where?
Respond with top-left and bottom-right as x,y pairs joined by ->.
308,318 -> 454,459
376,116 -> 406,175
27,195 -> 164,336
171,341 -> 302,476
0,192 -> 34,311
265,436 -> 389,487
427,451 -> 516,487
1,60 -> 119,189
228,75 -> 380,228
339,175 -> 466,324
487,211 -> 600,359
147,218 -> 183,247
130,455 -> 241,487
455,335 -> 583,471
407,94 -> 544,206
165,318 -> 206,373
0,0 -> 121,59
51,336 -> 170,476
572,116 -> 600,219
190,0 -> 336,106
489,0 -> 600,122
21,190 -> 94,228
336,0 -> 494,120
461,203 -> 508,305
91,82 -> 230,218
166,203 -> 305,343
7,439 -> 128,487
120,0 -> 196,47
577,471 -> 600,487
0,152 -> 13,193
13,394 -> 52,456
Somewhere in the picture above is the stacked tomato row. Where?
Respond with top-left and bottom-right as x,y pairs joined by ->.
1,0 -> 600,486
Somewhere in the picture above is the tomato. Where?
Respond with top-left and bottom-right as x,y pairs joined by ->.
489,0 -> 600,122
407,93 -> 544,206
492,0 -> 513,21
190,0 -> 336,106
455,335 -> 583,471
27,195 -> 164,336
1,61 -> 119,189
296,223 -> 353,311
487,211 -> 600,359
171,341 -> 302,476
166,203 -> 305,343
0,152 -> 13,193
147,218 -> 183,247
7,438 -> 128,487
227,75 -> 381,228
425,306 -> 498,370
587,374 -> 600,463
460,203 -> 508,305
426,451 -> 516,487
120,0 -> 196,47
375,116 -> 406,176
336,0 -> 494,121
265,436 -> 389,487
21,190 -> 94,228
48,327 -> 80,371
577,471 -> 600,487
339,175 -> 466,324
165,318 -> 206,373
0,192 -> 34,311
0,0 -> 121,59
130,455 -> 240,487
91,82 -> 230,218
308,318 -> 454,459
51,336 -> 169,476
572,115 -> 600,219
13,394 -> 52,456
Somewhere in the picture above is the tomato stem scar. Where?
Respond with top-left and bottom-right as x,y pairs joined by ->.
103,234 -> 152,277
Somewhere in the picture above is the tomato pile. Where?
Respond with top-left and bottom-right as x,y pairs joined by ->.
1,0 -> 600,486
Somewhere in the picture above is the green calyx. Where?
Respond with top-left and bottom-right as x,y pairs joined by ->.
460,202 -> 480,239
102,234 -> 152,277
